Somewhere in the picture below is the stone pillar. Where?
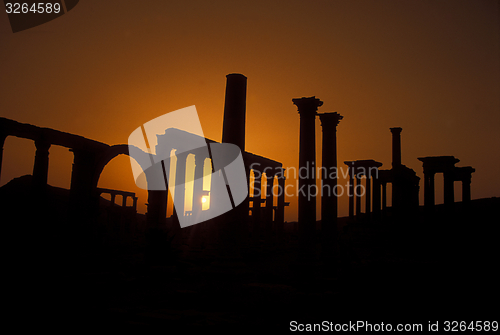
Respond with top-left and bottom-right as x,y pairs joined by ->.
319,112 -> 343,236
459,167 -> 475,203
0,133 -> 6,182
382,182 -> 387,211
390,127 -> 402,168
355,172 -> 361,219
462,177 -> 471,203
146,190 -> 167,226
252,171 -> 263,229
275,174 -> 286,226
373,177 -> 381,219
122,195 -> 127,207
347,163 -> 355,220
161,160 -> 169,216
173,151 -> 189,219
365,174 -> 371,218
293,96 -> 323,234
70,149 -> 98,215
419,156 -> 459,210
264,173 -> 274,240
265,173 -> 274,223
110,193 -> 116,206
443,171 -> 455,206
132,196 -> 138,211
423,172 -> 435,209
32,140 -> 51,193
192,154 -> 206,215
222,73 -> 247,152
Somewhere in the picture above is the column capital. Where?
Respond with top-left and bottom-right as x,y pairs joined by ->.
318,112 -> 343,128
293,96 -> 323,118
390,127 -> 402,134
35,139 -> 51,152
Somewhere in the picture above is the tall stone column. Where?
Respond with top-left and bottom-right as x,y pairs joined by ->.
390,127 -> 402,168
221,73 -> 248,233
222,73 -> 247,152
293,96 -> 323,235
319,112 -> 343,237
32,140 -> 51,193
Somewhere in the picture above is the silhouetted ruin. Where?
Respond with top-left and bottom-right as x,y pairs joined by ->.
1,73 -> 496,329
0,73 -> 290,259
293,96 -> 323,241
319,112 -> 343,253
418,156 -> 475,210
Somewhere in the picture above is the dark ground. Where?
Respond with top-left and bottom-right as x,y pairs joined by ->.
2,178 -> 499,332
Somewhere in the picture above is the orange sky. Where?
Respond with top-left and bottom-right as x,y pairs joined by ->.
1,0 -> 499,221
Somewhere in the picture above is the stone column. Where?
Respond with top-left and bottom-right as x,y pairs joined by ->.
132,196 -> 138,211
32,140 -> 51,193
146,190 -> 167,226
462,177 -> 471,203
355,172 -> 361,219
443,171 -> 455,206
265,173 -> 274,222
423,172 -> 435,209
460,167 -> 475,203
70,149 -> 98,215
263,173 -> 274,241
373,177 -> 381,219
0,133 -> 6,182
173,151 -> 189,219
382,182 -> 387,212
122,195 -> 127,207
275,174 -> 286,227
252,171 -> 263,229
319,112 -> 343,238
293,96 -> 323,234
110,193 -> 116,206
390,127 -> 402,168
192,154 -> 206,215
346,163 -> 355,220
365,174 -> 371,218
161,160 -> 169,216
222,73 -> 247,152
